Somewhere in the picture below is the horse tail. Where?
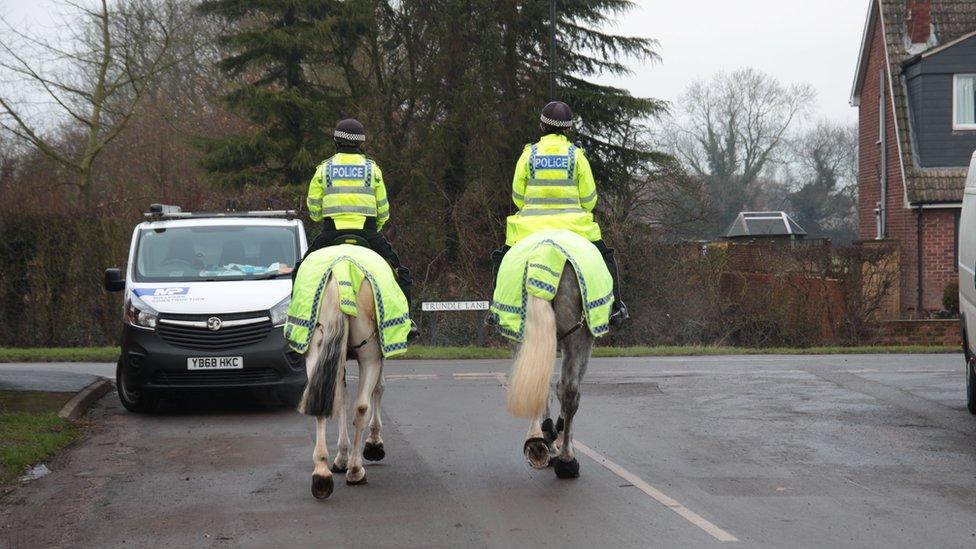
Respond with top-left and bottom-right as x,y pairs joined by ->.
298,277 -> 348,417
507,294 -> 557,418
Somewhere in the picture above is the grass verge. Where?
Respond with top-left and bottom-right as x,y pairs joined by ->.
0,390 -> 80,484
0,344 -> 960,363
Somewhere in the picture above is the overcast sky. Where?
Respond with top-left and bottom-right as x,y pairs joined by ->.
4,0 -> 868,123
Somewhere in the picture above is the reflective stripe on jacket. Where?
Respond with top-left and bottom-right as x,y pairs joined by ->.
307,153 -> 391,230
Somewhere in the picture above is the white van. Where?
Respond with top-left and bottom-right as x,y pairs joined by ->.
104,205 -> 308,412
959,152 -> 976,415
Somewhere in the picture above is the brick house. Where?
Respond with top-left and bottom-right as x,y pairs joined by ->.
851,0 -> 976,317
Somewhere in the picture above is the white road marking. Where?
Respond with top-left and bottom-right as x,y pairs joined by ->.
574,441 -> 739,543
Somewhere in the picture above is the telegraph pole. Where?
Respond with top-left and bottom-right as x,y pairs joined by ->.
549,0 -> 557,101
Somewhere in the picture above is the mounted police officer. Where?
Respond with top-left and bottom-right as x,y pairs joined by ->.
302,118 -> 418,337
493,101 -> 629,326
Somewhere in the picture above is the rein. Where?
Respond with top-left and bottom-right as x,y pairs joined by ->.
557,312 -> 586,342
350,328 -> 378,351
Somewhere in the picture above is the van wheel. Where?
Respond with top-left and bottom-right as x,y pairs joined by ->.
116,359 -> 158,413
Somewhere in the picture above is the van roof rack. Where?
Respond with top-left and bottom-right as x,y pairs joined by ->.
144,203 -> 297,220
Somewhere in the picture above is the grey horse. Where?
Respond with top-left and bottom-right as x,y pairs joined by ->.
507,265 -> 594,479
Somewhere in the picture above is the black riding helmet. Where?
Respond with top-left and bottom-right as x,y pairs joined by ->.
540,101 -> 574,133
333,118 -> 366,148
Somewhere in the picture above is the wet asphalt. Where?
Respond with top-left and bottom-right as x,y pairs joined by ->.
1,354 -> 975,548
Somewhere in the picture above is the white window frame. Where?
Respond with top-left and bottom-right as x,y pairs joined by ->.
953,74 -> 976,130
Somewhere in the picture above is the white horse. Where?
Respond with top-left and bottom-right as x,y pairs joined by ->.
297,276 -> 387,499
507,265 -> 594,478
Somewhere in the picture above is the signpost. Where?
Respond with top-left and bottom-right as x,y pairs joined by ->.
421,301 -> 489,312
421,301 -> 490,345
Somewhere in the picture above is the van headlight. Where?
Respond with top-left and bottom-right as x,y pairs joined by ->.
269,296 -> 290,327
124,294 -> 158,330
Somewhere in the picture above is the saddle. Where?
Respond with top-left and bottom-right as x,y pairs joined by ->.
329,233 -> 402,282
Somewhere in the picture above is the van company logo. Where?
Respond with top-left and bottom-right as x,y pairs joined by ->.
207,317 -> 222,331
134,287 -> 189,297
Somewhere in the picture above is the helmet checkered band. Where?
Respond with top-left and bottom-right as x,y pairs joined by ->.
540,113 -> 573,128
334,129 -> 366,142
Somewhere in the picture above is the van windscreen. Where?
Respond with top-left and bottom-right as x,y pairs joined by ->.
134,225 -> 299,282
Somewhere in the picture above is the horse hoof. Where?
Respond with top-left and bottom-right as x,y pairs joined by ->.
311,474 -> 334,499
346,467 -> 367,485
523,437 -> 550,470
553,457 -> 580,479
363,442 -> 385,462
331,462 -> 347,474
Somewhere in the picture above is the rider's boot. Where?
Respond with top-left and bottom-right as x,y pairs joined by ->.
396,267 -> 420,340
601,247 -> 629,327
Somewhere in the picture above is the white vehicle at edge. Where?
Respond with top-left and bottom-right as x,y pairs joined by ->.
104,204 -> 308,412
959,152 -> 976,415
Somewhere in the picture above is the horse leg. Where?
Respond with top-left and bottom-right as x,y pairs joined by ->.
363,368 -> 386,462
552,335 -> 591,479
346,355 -> 381,484
311,416 -> 334,499
331,379 -> 350,473
524,416 -> 550,469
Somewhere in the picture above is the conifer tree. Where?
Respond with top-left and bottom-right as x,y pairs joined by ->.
196,0 -> 370,187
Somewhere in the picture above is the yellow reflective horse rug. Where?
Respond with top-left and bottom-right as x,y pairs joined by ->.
285,244 -> 410,357
490,229 -> 613,342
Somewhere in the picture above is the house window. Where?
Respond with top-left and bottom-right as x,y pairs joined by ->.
954,74 -> 976,130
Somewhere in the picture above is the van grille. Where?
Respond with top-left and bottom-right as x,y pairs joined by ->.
151,368 -> 281,386
157,313 -> 273,351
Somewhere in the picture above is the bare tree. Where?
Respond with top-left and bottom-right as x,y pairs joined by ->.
599,123 -> 709,240
785,120 -> 859,243
665,68 -> 816,235
0,0 -> 192,205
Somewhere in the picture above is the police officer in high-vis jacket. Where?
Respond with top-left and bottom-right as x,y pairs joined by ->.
493,101 -> 629,325
303,118 -> 418,337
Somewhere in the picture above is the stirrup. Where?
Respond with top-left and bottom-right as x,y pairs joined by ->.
484,311 -> 500,327
408,320 -> 420,341
609,301 -> 630,327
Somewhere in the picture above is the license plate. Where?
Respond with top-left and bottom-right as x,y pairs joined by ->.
187,356 -> 243,370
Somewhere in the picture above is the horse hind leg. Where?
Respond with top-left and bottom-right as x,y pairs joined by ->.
311,416 -> 334,499
363,367 -> 386,462
523,416 -> 551,469
331,378 -> 350,473
552,266 -> 592,479
345,279 -> 383,485
552,331 -> 591,479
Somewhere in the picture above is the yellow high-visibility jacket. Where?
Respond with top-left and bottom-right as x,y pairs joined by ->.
307,153 -> 390,230
505,134 -> 602,246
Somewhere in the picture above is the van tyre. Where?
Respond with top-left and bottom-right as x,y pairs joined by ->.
116,358 -> 158,413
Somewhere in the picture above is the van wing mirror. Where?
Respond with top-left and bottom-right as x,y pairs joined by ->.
104,268 -> 125,292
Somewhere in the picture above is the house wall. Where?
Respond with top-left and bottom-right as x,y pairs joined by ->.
904,35 -> 976,167
856,4 -> 959,317
858,9 -> 920,316
920,208 -> 960,311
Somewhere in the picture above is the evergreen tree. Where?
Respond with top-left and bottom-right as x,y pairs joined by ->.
361,0 -> 667,280
196,0 -> 371,187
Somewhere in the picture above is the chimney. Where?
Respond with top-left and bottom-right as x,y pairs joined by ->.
907,0 -> 933,45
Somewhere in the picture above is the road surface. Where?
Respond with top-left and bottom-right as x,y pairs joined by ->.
2,354 -> 975,548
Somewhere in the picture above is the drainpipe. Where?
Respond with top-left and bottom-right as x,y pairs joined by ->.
916,204 -> 924,315
879,69 -> 888,238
